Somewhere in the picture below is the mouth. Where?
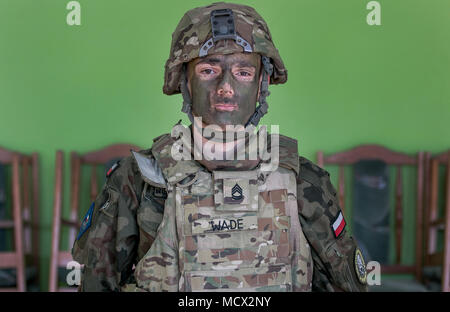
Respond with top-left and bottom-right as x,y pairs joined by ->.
214,103 -> 238,112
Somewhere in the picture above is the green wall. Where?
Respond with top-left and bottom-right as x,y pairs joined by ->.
0,0 -> 449,290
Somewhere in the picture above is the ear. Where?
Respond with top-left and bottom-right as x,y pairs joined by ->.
187,76 -> 192,97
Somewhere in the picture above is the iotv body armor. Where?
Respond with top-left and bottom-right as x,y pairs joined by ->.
132,134 -> 313,292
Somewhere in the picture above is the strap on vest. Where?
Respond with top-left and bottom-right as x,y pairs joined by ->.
277,135 -> 299,177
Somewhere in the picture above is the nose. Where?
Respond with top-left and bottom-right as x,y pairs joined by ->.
217,73 -> 234,97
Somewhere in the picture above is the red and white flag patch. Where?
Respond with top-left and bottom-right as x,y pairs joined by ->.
106,162 -> 120,178
332,211 -> 346,238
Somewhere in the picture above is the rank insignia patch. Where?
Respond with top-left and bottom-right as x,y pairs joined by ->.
331,211 -> 346,238
354,248 -> 367,284
77,202 -> 94,240
231,183 -> 243,201
223,179 -> 249,204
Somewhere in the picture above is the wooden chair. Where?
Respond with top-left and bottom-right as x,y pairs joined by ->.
49,143 -> 142,292
0,147 -> 40,292
317,145 -> 425,288
424,150 -> 450,292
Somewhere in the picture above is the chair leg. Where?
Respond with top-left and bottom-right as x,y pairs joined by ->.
49,151 -> 63,292
442,156 -> 450,292
31,153 -> 40,286
12,155 -> 25,292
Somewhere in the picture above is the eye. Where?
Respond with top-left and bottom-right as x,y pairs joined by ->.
195,64 -> 221,79
237,71 -> 251,77
233,68 -> 255,81
200,68 -> 216,75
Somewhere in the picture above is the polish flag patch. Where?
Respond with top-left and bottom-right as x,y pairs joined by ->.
106,162 -> 119,178
332,211 -> 346,238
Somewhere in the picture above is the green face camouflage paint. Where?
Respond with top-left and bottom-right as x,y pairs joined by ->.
188,52 -> 261,127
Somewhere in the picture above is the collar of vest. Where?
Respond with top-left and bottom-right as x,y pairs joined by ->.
151,133 -> 203,186
133,132 -> 300,188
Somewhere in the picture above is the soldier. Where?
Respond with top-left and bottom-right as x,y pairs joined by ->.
72,2 -> 368,292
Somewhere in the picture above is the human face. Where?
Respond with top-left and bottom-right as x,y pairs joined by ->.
187,52 -> 262,127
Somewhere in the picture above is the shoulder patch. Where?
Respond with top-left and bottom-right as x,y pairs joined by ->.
354,248 -> 368,284
331,210 -> 346,238
106,161 -> 120,178
77,202 -> 94,240
131,150 -> 166,188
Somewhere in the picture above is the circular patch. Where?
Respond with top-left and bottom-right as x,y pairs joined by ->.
354,248 -> 367,284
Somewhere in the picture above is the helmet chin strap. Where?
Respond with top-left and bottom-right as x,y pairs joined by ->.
180,64 -> 195,124
179,56 -> 273,127
245,56 -> 273,127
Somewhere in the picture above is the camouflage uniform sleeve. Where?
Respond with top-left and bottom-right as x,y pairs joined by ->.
296,157 -> 368,292
72,155 -> 150,291
136,185 -> 166,261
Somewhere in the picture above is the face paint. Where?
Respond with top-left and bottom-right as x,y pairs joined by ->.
187,53 -> 261,128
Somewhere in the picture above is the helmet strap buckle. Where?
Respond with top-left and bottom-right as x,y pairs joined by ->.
245,56 -> 272,127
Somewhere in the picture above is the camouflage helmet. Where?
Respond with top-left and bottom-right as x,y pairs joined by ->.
163,2 -> 287,96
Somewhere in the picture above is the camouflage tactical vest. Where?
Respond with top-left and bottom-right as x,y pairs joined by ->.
130,134 -> 313,292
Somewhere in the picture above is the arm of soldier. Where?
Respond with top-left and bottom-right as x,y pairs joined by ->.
136,185 -> 166,261
71,184 -> 123,291
297,159 -> 368,292
71,158 -> 143,291
134,189 -> 178,292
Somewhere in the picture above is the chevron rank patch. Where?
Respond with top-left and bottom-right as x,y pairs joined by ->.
106,161 -> 120,178
77,202 -> 94,240
223,179 -> 249,205
354,248 -> 367,284
331,210 -> 346,238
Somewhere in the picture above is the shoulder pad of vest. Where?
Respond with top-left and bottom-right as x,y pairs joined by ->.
151,133 -> 175,154
298,156 -> 330,187
153,133 -> 170,143
131,150 -> 166,188
278,135 -> 299,176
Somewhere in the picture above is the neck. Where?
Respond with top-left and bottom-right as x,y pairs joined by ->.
187,119 -> 266,171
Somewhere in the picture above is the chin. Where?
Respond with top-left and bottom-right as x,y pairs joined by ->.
214,116 -> 244,126
198,113 -> 250,129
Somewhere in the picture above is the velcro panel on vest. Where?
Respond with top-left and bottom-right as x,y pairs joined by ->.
182,190 -> 290,237
184,229 -> 290,264
185,264 -> 292,291
213,171 -> 259,212
182,188 -> 291,268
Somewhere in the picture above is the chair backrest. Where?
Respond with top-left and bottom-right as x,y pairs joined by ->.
317,144 -> 424,282
424,150 -> 450,292
0,146 -> 40,292
49,143 -> 142,292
